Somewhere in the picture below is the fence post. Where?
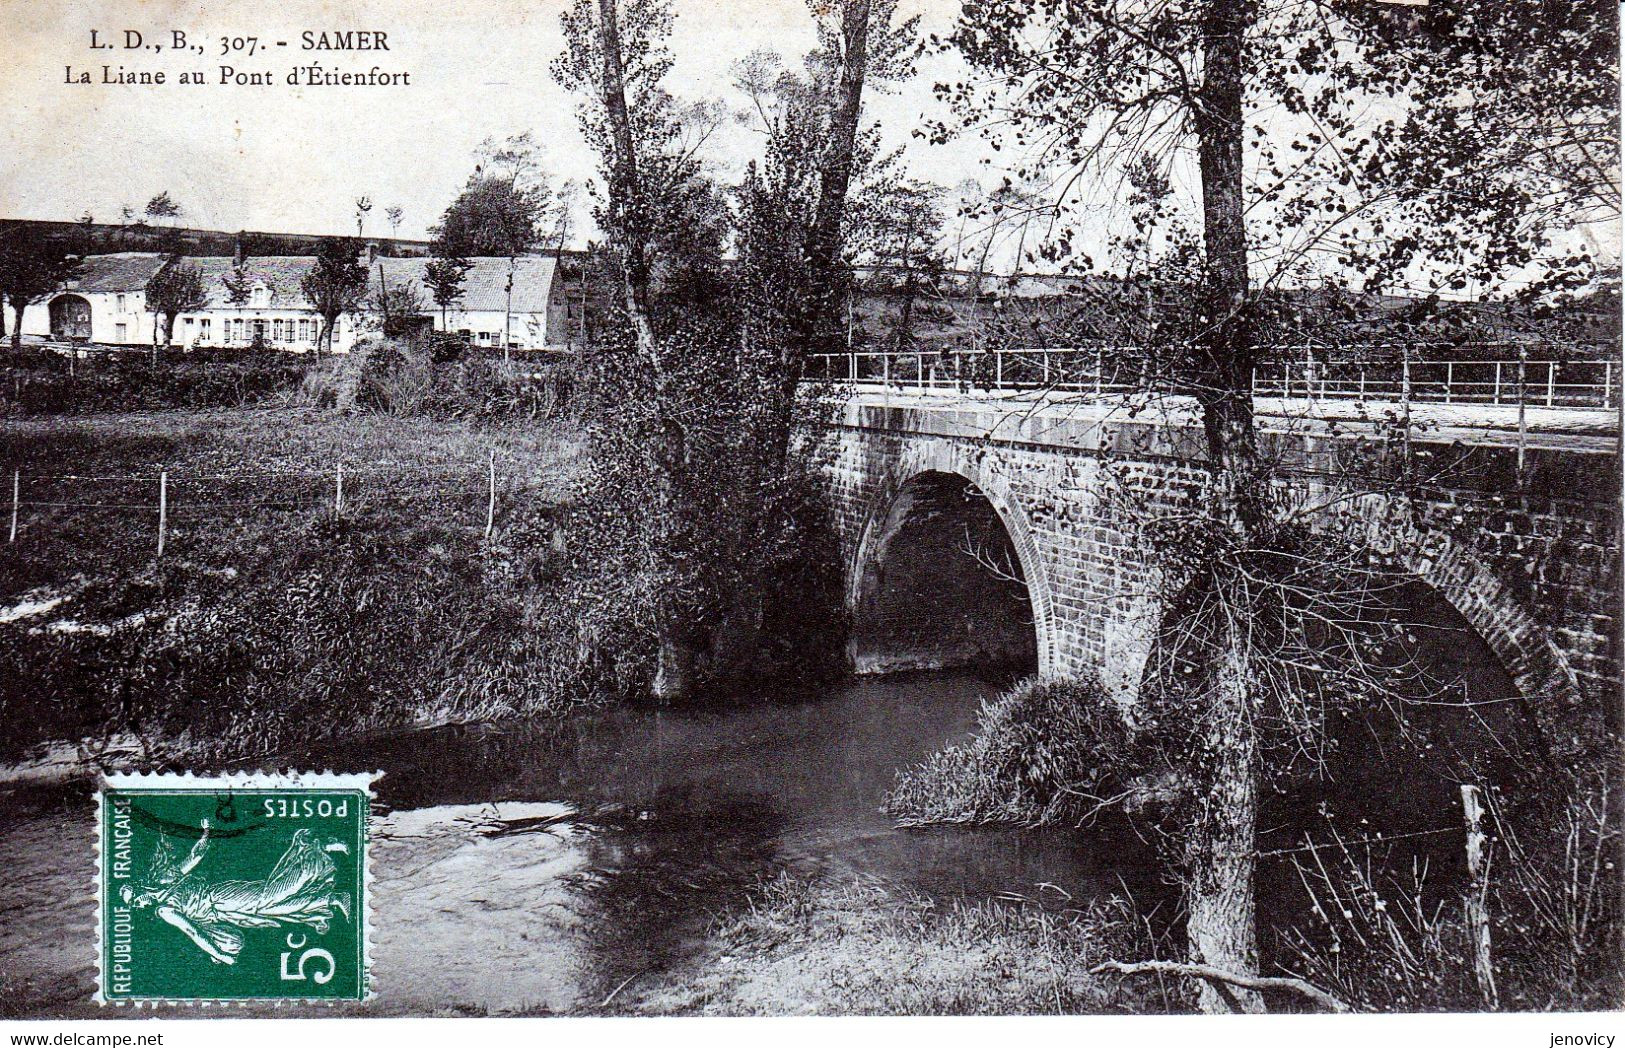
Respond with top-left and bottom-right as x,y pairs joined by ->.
1461,784 -> 1499,1011
157,471 -> 168,558
1493,361 -> 1502,405
1546,362 -> 1556,408
485,450 -> 496,542
335,463 -> 345,515
995,350 -> 1003,389
1444,360 -> 1454,404
8,470 -> 17,543
1517,349 -> 1528,476
1605,360 -> 1614,408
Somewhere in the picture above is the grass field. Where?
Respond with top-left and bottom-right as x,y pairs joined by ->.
0,405 -> 584,764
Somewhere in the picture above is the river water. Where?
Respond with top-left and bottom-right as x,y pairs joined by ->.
0,670 -> 1158,1016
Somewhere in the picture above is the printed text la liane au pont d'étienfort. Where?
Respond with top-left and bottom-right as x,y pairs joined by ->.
64,29 -> 412,88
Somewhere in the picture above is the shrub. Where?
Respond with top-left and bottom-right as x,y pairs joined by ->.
884,675 -> 1140,827
1,349 -> 307,415
0,504 -> 595,766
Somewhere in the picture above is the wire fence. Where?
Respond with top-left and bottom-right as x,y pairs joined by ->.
3,457 -> 552,552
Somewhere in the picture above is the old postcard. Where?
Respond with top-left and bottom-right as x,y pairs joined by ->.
0,0 -> 1619,1035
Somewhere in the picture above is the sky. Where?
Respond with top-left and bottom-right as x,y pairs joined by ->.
0,0 -> 994,244
3,0 -> 1615,287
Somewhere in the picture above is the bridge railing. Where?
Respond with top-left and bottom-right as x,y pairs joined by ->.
805,346 -> 1620,410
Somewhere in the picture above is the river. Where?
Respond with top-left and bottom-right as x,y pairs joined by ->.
0,670 -> 1159,1016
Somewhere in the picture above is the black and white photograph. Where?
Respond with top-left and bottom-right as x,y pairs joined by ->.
0,0 -> 1619,1031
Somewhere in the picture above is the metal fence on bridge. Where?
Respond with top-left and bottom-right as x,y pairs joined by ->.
806,345 -> 1620,411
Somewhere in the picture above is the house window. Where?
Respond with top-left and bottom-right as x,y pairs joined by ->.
250,287 -> 269,308
232,318 -> 245,343
116,322 -> 128,341
116,294 -> 127,312
273,319 -> 287,342
298,318 -> 312,341
478,331 -> 493,345
199,317 -> 211,340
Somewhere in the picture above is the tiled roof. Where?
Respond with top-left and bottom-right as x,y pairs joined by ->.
189,256 -> 320,308
66,253 -> 170,293
376,255 -> 557,314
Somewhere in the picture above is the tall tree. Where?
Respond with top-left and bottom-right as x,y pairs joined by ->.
939,0 -> 1619,1013
848,179 -> 949,350
299,237 -> 368,356
145,258 -> 208,355
432,172 -> 551,258
730,0 -> 919,458
553,0 -> 906,700
424,247 -> 473,328
0,227 -> 81,351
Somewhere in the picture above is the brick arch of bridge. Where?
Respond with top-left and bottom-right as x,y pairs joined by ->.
1105,491 -> 1586,713
1326,493 -> 1585,713
847,440 -> 1060,676
840,437 -> 1584,717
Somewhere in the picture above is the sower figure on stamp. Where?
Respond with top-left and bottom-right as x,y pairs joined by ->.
121,819 -> 352,965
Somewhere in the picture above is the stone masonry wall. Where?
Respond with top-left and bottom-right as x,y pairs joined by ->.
821,397 -> 1620,710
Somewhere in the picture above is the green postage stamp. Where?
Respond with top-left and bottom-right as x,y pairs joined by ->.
97,771 -> 375,1004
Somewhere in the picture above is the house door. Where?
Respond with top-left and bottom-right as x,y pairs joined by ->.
252,319 -> 268,346
48,295 -> 92,341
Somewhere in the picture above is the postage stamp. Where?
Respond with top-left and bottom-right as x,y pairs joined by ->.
97,771 -> 376,1004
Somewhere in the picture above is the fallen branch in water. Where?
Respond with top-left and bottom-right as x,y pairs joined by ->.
1089,959 -> 1350,1013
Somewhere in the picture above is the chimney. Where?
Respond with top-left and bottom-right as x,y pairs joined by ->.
233,232 -> 245,266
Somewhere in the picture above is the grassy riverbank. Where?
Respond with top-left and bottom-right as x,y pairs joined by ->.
616,873 -> 1185,1015
0,405 -> 585,766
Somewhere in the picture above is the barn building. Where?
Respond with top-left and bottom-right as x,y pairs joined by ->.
375,255 -> 588,350
18,253 -> 169,345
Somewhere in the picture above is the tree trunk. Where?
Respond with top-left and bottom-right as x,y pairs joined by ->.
1185,604 -> 1263,1013
10,304 -> 22,351
769,0 -> 873,467
1186,0 -> 1263,1014
595,0 -> 659,365
802,0 -> 872,332
596,0 -> 697,699
651,628 -> 695,702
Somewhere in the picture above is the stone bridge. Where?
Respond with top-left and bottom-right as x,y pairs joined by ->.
822,390 -> 1620,718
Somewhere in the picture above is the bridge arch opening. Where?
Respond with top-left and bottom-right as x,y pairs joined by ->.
850,470 -> 1040,676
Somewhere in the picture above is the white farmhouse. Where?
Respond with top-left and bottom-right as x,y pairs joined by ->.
182,256 -> 357,351
20,250 -> 586,353
18,253 -> 169,345
376,255 -> 583,350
